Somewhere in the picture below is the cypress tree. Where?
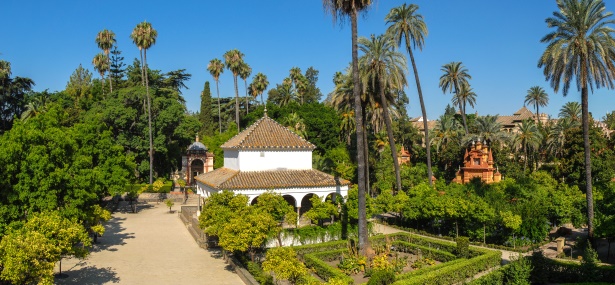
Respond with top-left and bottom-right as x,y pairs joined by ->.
199,81 -> 214,136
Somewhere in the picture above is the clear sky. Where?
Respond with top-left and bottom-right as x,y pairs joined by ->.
2,0 -> 615,121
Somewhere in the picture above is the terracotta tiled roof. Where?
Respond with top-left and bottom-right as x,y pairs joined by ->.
496,115 -> 515,126
513,106 -> 535,120
221,115 -> 316,150
195,168 -> 350,190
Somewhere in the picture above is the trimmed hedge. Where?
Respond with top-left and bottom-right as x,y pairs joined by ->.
391,250 -> 501,285
391,240 -> 457,262
293,240 -> 347,256
380,222 -> 549,253
531,254 -> 615,284
467,265 -> 506,285
303,250 -> 353,285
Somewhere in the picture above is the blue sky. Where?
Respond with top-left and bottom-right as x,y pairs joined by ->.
2,0 -> 615,120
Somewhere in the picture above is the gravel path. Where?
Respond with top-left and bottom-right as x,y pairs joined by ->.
54,201 -> 243,285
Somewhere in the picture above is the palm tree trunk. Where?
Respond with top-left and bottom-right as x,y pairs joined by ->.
582,83 -> 594,242
378,78 -> 402,193
406,38 -> 433,187
107,54 -> 113,93
216,80 -> 221,134
362,102 -> 371,197
454,82 -> 469,134
351,8 -> 369,255
234,75 -> 240,130
139,49 -> 145,86
244,80 -> 249,114
144,49 -> 154,185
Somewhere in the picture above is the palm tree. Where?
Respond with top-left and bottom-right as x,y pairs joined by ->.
472,115 -> 509,146
525,86 -> 549,124
513,119 -> 543,172
323,0 -> 373,254
358,34 -> 407,192
92,53 -> 109,95
340,107 -> 356,145
451,82 -> 477,120
130,21 -> 158,185
239,62 -> 252,114
207,58 -> 225,133
539,0 -> 615,241
559,101 -> 582,122
282,112 -> 307,138
439,62 -> 471,134
252,72 -> 269,104
223,49 -> 245,130
95,29 -> 116,92
385,3 -> 433,186
430,114 -> 463,153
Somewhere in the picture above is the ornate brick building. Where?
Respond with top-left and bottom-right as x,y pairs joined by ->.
452,140 -> 501,184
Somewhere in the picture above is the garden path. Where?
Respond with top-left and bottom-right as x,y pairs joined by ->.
54,201 -> 243,285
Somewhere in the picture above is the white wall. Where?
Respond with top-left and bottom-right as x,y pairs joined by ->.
223,150 -> 239,170
237,150 -> 312,171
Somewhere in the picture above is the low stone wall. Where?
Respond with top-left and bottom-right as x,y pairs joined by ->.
138,193 -> 186,203
179,206 -> 207,248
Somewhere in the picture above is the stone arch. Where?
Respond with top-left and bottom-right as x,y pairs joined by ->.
189,158 -> 205,185
250,195 -> 260,206
324,192 -> 342,203
282,195 -> 297,208
299,193 -> 318,216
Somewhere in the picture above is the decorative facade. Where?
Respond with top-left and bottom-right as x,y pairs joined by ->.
182,136 -> 214,185
452,140 -> 501,184
195,113 -> 349,217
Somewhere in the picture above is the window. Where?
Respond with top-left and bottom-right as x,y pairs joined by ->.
474,158 -> 481,165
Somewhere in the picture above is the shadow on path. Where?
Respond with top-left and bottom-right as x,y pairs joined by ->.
55,266 -> 120,284
91,217 -> 134,253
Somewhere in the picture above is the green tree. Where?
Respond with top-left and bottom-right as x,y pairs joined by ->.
513,119 -> 543,172
199,191 -> 249,237
92,53 -> 109,96
65,64 -> 93,107
95,29 -> 116,92
252,72 -> 269,104
323,0 -> 373,255
559,101 -> 582,122
525,86 -> 549,123
254,191 -> 296,244
224,49 -> 245,130
451,82 -> 477,123
539,0 -> 615,241
219,206 -> 277,262
439,61 -> 471,134
386,3 -> 433,186
130,21 -> 158,185
0,211 -> 91,284
358,34 -> 407,193
501,210 -> 522,248
199,81 -> 214,136
207,58 -> 225,133
304,195 -> 338,226
262,247 -> 308,285
109,46 -> 126,88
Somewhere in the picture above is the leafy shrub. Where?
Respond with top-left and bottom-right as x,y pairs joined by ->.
246,261 -> 273,285
367,269 -> 395,285
503,254 -> 532,285
456,236 -> 470,258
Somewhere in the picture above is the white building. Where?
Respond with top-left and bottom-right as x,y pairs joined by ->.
194,113 -> 350,216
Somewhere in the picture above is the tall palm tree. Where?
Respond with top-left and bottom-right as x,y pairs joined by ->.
207,58 -> 225,133
525,86 -> 549,124
385,3 -> 433,186
223,49 -> 244,130
92,53 -> 109,95
323,0 -> 373,254
513,119 -> 543,172
430,114 -> 463,153
559,101 -> 582,122
130,21 -> 158,185
358,34 -> 407,192
539,0 -> 615,241
451,82 -> 477,120
340,107 -> 356,145
252,72 -> 269,104
95,29 -> 116,92
239,62 -> 252,114
439,62 -> 471,134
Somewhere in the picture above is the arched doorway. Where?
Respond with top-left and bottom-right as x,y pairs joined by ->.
190,159 -> 204,185
300,193 -> 317,216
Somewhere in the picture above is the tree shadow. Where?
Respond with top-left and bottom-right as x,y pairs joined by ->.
54,266 -> 120,284
90,217 -> 135,253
